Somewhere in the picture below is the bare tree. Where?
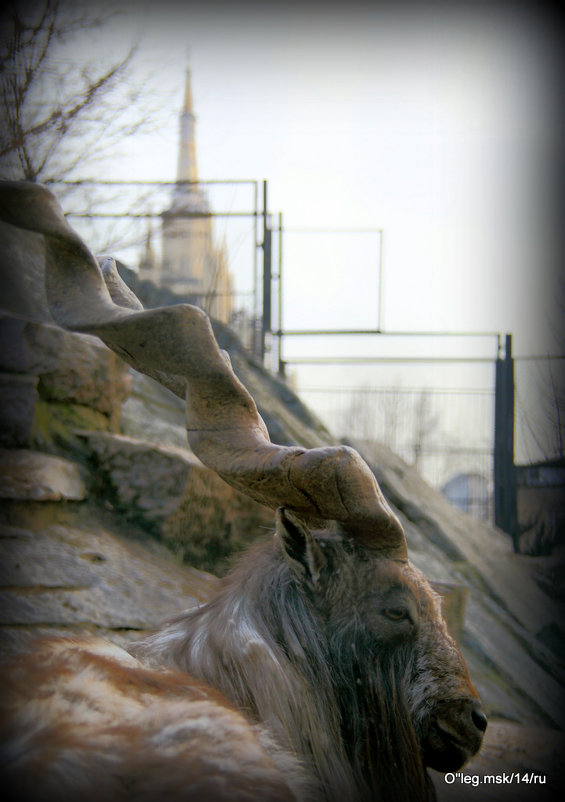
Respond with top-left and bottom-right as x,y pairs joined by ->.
0,0 -> 142,181
339,385 -> 408,457
0,0 -> 177,256
339,386 -> 377,444
411,389 -> 439,471
542,278 -> 565,459
516,279 -> 565,463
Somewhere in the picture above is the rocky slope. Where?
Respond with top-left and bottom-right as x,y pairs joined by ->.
1,220 -> 564,796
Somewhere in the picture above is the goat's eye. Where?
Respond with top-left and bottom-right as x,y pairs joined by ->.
383,607 -> 408,621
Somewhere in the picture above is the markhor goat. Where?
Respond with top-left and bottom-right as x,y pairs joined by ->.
0,182 -> 486,802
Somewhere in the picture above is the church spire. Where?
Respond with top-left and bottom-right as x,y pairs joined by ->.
182,68 -> 194,117
176,68 -> 198,186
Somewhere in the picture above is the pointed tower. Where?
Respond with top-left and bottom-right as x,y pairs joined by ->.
157,68 -> 233,323
160,68 -> 211,295
176,69 -> 198,188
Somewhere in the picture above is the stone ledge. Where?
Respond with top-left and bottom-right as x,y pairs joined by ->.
0,449 -> 86,501
0,312 -> 131,418
0,373 -> 38,448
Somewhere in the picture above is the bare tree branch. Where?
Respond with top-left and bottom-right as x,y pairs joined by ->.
0,0 -> 178,257
1,47 -> 135,161
0,1 -> 155,185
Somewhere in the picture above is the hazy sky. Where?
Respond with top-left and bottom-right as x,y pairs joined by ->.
81,0 -> 559,359
56,1 -> 561,462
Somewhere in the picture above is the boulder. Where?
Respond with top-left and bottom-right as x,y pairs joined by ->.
78,430 -> 274,574
79,431 -> 199,526
0,521 -> 218,657
0,222 -> 51,322
0,449 -> 86,502
0,312 -> 131,421
0,373 -> 38,448
120,370 -> 189,449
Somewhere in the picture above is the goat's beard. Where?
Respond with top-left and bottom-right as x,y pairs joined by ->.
332,638 -> 435,802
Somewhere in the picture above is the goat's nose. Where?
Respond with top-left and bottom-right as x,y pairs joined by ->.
470,700 -> 488,734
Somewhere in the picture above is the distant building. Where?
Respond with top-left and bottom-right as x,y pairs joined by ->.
515,459 -> 565,553
139,69 -> 233,324
441,472 -> 491,522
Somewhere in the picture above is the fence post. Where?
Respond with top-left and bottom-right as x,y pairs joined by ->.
277,212 -> 284,377
261,180 -> 271,362
494,334 -> 519,550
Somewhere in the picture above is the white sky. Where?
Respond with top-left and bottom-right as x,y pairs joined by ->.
85,1 -> 559,354
59,1 -> 562,464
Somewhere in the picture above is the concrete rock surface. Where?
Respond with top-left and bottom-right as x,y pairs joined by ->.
0,449 -> 86,501
0,518 -> 218,657
1,222 -> 564,794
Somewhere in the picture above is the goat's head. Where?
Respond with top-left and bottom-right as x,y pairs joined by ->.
0,181 -> 486,797
274,508 -> 486,781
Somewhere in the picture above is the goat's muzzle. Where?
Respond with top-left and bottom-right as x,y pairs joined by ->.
421,697 -> 487,772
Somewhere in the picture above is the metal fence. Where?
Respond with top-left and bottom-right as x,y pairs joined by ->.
299,384 -> 495,522
47,180 -> 563,535
49,179 -> 266,349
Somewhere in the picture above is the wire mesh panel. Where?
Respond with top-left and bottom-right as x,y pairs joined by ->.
299,383 -> 495,522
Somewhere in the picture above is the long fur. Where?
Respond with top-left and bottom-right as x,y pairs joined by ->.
131,534 -> 463,801
0,529 -> 481,801
132,540 -> 355,799
0,637 -> 307,802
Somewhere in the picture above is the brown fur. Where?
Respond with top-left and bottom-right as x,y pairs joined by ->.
0,514 -> 485,802
0,638 -> 305,802
130,517 -> 486,800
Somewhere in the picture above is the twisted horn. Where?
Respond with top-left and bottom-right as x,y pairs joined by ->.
0,181 -> 406,556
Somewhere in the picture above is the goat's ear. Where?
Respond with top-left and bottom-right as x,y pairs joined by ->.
276,508 -> 326,586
